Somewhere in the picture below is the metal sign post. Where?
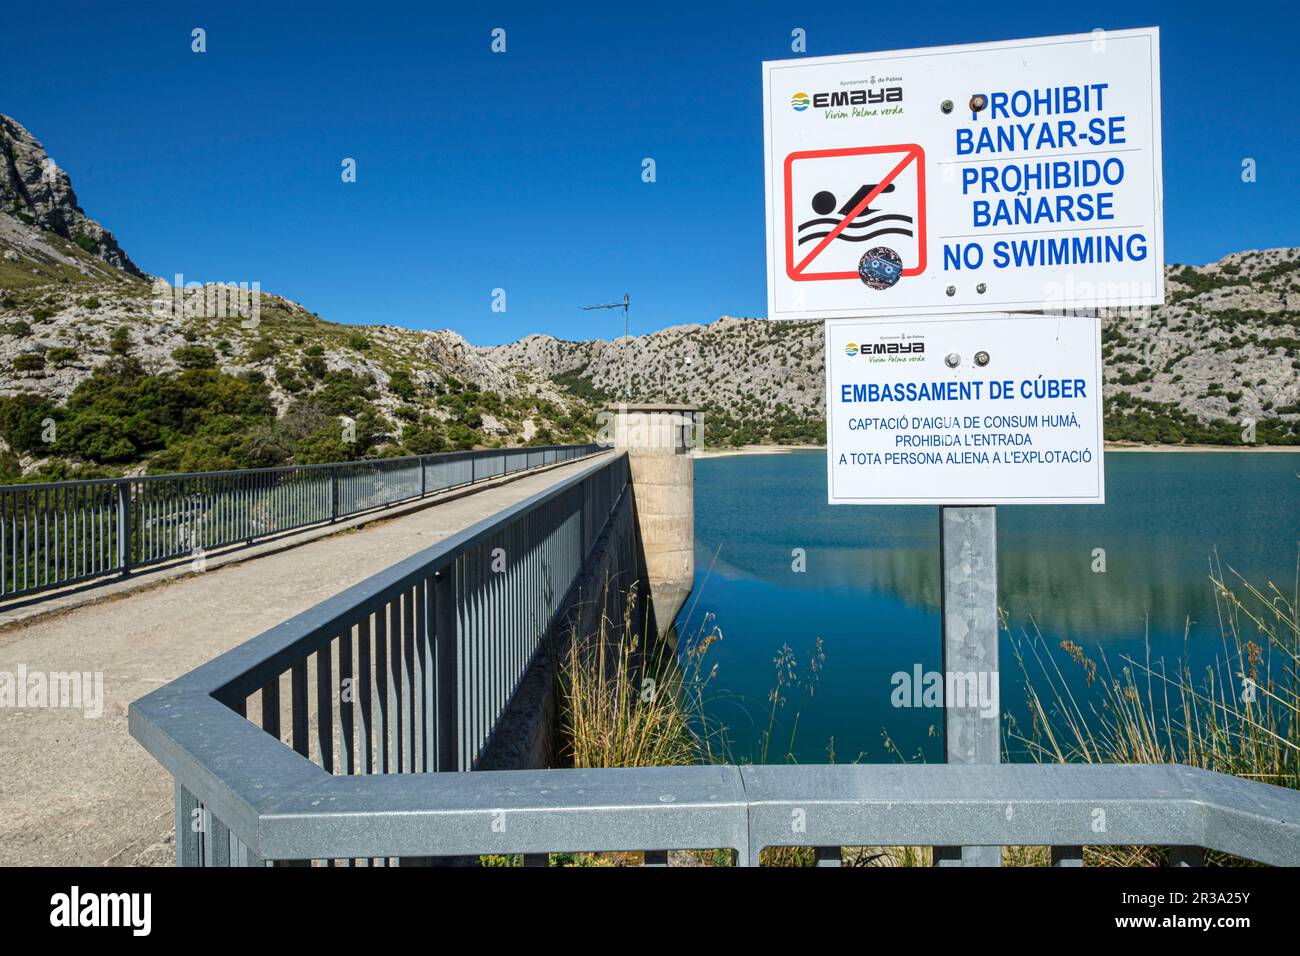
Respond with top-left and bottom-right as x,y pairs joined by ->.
935,505 -> 1000,866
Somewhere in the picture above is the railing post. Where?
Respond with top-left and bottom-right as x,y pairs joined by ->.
1169,846 -> 1204,867
434,565 -> 460,772
935,505 -> 1001,868
1051,845 -> 1084,867
814,846 -> 842,867
329,468 -> 338,523
116,479 -> 131,576
175,783 -> 201,866
420,456 -> 427,498
580,484 -> 588,557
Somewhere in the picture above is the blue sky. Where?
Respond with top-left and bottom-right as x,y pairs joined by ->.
2,1 -> 1296,344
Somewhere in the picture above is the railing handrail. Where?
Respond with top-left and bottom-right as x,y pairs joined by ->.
1,442 -> 607,601
250,763 -> 1300,866
0,443 -> 597,493
201,454 -> 623,700
132,660 -> 1300,865
131,452 -> 636,859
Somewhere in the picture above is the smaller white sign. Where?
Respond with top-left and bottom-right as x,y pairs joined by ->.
826,313 -> 1104,505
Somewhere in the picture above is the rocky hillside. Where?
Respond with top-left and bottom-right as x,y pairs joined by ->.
1,115 -> 142,277
1,111 -> 1297,480
486,249 -> 1300,446
487,318 -> 827,445
0,250 -> 598,477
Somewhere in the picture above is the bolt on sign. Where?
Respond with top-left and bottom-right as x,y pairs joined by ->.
763,28 -> 1164,319
825,313 -> 1104,504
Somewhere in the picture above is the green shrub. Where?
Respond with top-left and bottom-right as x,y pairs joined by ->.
58,411 -> 139,462
12,353 -> 45,373
347,333 -> 371,351
447,423 -> 477,449
274,365 -> 304,393
313,369 -> 377,416
401,424 -> 447,454
53,363 -> 276,465
388,369 -> 416,400
246,339 -> 276,363
72,232 -> 98,253
4,320 -> 32,337
0,393 -> 59,453
109,326 -> 131,355
172,345 -> 218,370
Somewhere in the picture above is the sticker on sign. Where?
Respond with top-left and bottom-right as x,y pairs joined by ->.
825,313 -> 1104,505
764,29 -> 1163,319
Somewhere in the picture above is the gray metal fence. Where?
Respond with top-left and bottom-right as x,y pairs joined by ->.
130,452 -> 1300,867
0,443 -> 603,601
132,451 -> 634,865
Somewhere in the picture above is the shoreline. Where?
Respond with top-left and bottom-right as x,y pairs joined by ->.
698,442 -> 1300,458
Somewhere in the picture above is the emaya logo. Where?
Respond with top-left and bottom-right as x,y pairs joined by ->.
845,340 -> 925,357
793,87 -> 902,110
891,665 -> 999,719
50,887 -> 151,936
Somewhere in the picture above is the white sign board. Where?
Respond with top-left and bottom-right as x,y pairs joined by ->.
764,29 -> 1163,319
826,313 -> 1104,505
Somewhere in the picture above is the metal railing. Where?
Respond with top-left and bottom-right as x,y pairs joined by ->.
129,451 -> 1300,867
0,443 -> 603,601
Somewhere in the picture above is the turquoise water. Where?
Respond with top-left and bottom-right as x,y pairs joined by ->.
676,451 -> 1300,764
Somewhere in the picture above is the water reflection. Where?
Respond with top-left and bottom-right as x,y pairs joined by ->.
682,450 -> 1299,762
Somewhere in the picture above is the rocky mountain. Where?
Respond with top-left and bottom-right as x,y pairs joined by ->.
486,250 -> 1300,446
0,112 -> 1297,480
0,115 -> 143,277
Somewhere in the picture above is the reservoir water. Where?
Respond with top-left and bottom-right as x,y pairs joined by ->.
675,450 -> 1300,764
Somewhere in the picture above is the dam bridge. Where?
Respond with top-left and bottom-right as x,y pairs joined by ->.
2,407 -> 1298,866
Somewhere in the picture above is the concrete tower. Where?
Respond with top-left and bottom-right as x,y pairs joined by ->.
608,404 -> 698,638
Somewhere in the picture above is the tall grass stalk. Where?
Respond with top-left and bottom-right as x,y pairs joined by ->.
558,577 -> 714,769
1006,557 -> 1299,864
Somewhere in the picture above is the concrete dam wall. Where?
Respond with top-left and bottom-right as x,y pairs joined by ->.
479,405 -> 698,769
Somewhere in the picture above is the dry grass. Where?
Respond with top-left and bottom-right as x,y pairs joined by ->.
557,579 -> 715,769
1005,555 -> 1299,865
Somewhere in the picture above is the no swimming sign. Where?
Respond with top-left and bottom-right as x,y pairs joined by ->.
763,29 -> 1164,319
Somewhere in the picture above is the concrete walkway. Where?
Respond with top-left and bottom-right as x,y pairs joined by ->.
0,453 -> 611,866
